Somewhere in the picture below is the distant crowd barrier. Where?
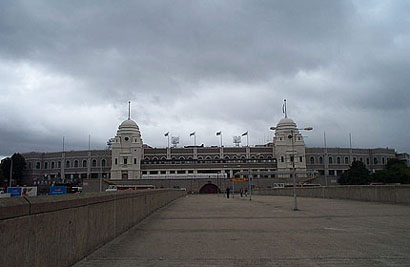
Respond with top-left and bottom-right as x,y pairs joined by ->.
255,185 -> 410,204
0,189 -> 186,267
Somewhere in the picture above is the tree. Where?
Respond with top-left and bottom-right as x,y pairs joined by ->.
372,158 -> 410,184
338,161 -> 371,185
0,153 -> 27,186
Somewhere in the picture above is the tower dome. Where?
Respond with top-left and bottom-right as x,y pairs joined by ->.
275,117 -> 297,131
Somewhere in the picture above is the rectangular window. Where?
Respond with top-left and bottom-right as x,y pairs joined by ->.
188,170 -> 194,174
124,157 -> 128,164
58,161 -> 61,168
170,170 -> 175,174
299,156 -> 303,162
134,158 -> 137,164
160,171 -> 166,174
115,158 -> 118,165
177,170 -> 185,174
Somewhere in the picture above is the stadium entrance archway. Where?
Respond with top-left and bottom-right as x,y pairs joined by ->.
199,183 -> 219,194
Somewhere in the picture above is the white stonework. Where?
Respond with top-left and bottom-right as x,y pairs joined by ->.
273,118 -> 307,178
110,119 -> 143,180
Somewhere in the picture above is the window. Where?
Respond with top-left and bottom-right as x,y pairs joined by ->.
310,157 -> 315,164
281,156 -> 284,162
366,158 -> 370,165
58,161 -> 61,168
328,157 -> 333,164
101,159 -> 106,167
188,170 -> 194,174
142,171 -> 147,175
150,171 -> 158,174
290,156 -> 294,162
329,170 -> 335,175
123,158 -> 127,165
177,170 -> 185,174
382,157 -> 385,164
353,157 -> 357,162
344,157 -> 349,164
44,162 -> 48,169
170,170 -> 175,174
115,158 -> 118,165
82,160 -> 87,167
51,162 -> 55,169
319,157 -> 323,164
299,156 -> 303,162
337,157 -> 341,164
160,171 -> 166,174
74,160 -> 79,168
65,160 -> 70,168
374,157 -> 378,165
36,162 -> 41,169
92,159 -> 97,167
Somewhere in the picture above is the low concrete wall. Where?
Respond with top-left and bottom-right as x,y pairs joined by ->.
0,189 -> 186,267
255,185 -> 410,204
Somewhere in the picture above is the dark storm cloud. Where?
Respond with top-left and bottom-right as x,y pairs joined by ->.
0,0 -> 410,156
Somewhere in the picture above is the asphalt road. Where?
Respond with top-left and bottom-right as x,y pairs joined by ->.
74,194 -> 410,266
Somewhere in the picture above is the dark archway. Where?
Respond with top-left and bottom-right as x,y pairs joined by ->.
199,183 -> 219,194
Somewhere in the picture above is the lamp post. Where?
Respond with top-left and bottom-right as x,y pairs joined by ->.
270,126 -> 313,211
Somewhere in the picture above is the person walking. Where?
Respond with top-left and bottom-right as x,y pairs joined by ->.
245,188 -> 248,197
226,187 -> 230,198
240,188 -> 243,197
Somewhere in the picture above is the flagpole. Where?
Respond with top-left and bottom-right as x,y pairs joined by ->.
324,131 -> 328,187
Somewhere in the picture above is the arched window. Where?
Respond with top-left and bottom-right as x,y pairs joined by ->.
337,157 -> 341,164
36,162 -> 41,169
161,156 -> 167,160
344,157 -> 349,164
66,160 -> 70,168
205,156 -> 211,160
258,155 -> 264,159
51,162 -> 55,169
328,157 -> 333,164
374,157 -> 378,165
179,156 -> 185,160
224,155 -> 230,160
44,162 -> 48,169
92,159 -> 97,167
74,160 -> 79,168
82,160 -> 87,167
319,157 -> 323,164
197,156 -> 203,160
310,157 -> 315,164
101,159 -> 106,167
281,156 -> 284,162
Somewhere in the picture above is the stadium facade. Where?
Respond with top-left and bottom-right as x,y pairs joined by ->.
21,115 -> 405,192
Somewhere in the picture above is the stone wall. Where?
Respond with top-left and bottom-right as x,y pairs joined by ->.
255,185 -> 410,204
0,189 -> 186,267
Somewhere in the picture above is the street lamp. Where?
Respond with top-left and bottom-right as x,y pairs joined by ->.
270,126 -> 313,211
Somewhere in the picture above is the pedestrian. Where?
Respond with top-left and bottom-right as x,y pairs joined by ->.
245,188 -> 248,197
240,188 -> 243,197
226,187 -> 230,198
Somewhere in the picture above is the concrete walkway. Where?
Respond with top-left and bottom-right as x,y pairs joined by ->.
74,194 -> 410,266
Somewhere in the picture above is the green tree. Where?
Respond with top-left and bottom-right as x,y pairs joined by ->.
338,161 -> 371,185
372,158 -> 410,184
0,153 -> 27,186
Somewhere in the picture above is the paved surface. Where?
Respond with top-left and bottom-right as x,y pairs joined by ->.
74,195 -> 410,266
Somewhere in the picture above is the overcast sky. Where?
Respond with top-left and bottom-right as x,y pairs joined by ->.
1,0 -> 410,157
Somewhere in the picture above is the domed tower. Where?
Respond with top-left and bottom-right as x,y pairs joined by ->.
110,107 -> 143,180
273,116 -> 307,179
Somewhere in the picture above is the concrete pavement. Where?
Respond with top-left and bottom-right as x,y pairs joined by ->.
74,194 -> 410,266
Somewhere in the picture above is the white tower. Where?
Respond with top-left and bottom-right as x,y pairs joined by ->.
110,104 -> 143,180
273,117 -> 307,179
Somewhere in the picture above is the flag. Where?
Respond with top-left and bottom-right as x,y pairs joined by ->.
216,131 -> 221,136
164,132 -> 169,137
190,131 -> 195,136
242,131 -> 248,136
